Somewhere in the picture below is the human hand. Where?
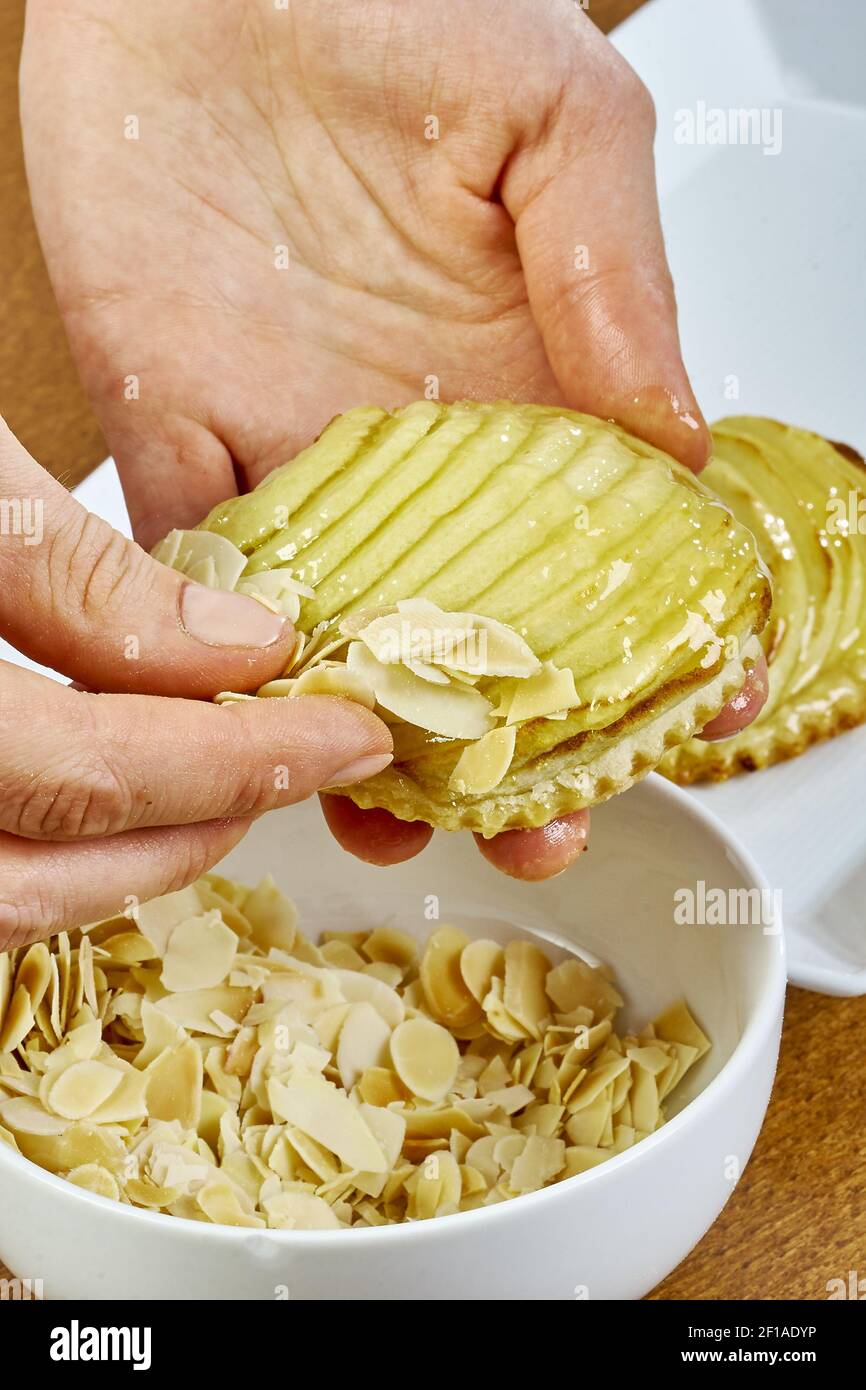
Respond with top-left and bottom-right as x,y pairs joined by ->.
20,0 -> 767,881
0,417 -> 392,945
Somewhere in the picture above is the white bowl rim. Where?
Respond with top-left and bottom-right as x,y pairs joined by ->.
0,777 -> 786,1254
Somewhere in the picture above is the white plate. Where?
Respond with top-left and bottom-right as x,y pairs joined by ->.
610,0 -> 866,993
3,0 -> 863,993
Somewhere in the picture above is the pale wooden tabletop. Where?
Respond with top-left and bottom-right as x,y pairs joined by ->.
1,0 -> 862,1301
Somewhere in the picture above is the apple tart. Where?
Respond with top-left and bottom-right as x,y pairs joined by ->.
660,417 -> 866,783
153,402 -> 770,833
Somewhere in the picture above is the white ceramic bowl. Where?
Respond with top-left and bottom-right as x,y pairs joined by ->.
0,775 -> 785,1300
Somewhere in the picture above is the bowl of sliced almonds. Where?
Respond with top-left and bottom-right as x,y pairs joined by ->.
0,775 -> 784,1300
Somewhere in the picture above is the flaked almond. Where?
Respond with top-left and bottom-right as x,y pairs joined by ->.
361,927 -> 417,971
504,940 -> 551,1041
144,1041 -> 203,1129
449,725 -> 516,795
290,664 -> 376,707
509,1135 -> 566,1193
333,969 -> 404,1030
135,883 -> 207,958
268,1074 -> 387,1173
161,913 -> 238,992
67,1163 -> 121,1202
242,875 -> 298,954
335,1002 -> 392,1091
0,1096 -> 71,1136
506,661 -> 578,724
3,866 -> 708,1231
420,926 -> 482,1028
458,939 -> 505,1006
237,568 -> 314,620
346,641 -> 494,740
390,1017 -> 459,1102
151,530 -> 247,592
45,1060 -> 124,1121
264,1190 -> 342,1229
357,1067 -> 405,1107
652,999 -> 711,1058
545,957 -> 624,1018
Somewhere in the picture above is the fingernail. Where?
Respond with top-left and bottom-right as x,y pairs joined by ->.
324,752 -> 393,787
608,383 -> 710,473
180,582 -> 288,648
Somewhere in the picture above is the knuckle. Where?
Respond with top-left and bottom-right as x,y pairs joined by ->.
550,47 -> 656,153
222,759 -> 281,819
0,867 -> 53,950
213,709 -> 287,816
0,896 -> 32,950
223,779 -> 275,819
606,58 -> 656,130
159,830 -> 236,898
7,754 -> 137,840
46,511 -> 150,626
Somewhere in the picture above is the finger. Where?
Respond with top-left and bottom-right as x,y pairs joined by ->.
0,816 -> 251,950
114,419 -> 240,553
0,416 -> 297,696
322,796 -> 591,879
319,794 -> 433,867
0,667 -> 392,839
474,811 -> 590,882
698,653 -> 769,741
501,42 -> 710,472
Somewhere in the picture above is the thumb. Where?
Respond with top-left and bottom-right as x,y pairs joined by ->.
0,416 -> 296,696
501,53 -> 711,473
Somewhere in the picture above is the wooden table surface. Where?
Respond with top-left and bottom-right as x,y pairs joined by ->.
1,0 -> 862,1302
